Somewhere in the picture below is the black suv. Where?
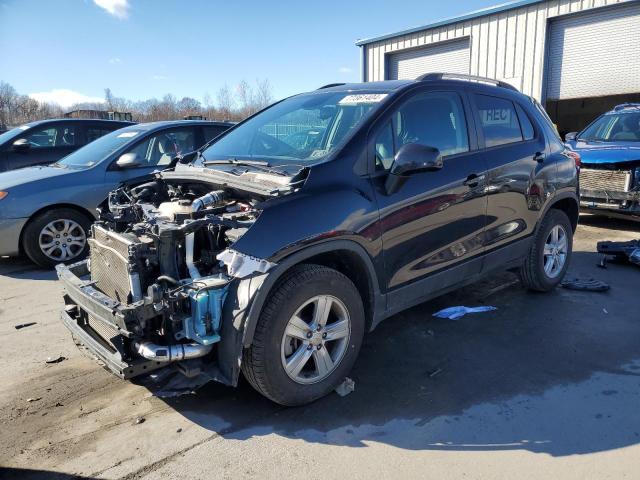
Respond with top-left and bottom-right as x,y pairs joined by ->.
58,74 -> 579,406
0,119 -> 133,171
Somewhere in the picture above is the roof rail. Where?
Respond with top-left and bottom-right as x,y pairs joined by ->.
317,83 -> 346,90
417,73 -> 519,92
613,103 -> 640,111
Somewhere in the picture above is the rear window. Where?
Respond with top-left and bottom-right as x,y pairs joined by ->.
476,95 -> 523,147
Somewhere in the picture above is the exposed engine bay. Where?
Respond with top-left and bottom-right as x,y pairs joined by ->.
81,171 -> 279,376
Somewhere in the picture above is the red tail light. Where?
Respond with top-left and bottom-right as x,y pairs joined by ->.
566,151 -> 581,169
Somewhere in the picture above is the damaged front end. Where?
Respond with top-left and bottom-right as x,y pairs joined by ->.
580,161 -> 640,215
57,168 -> 291,393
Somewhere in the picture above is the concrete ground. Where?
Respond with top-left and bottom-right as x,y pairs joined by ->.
1,214 -> 639,480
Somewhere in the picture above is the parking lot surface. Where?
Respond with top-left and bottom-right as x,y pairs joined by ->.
1,215 -> 639,479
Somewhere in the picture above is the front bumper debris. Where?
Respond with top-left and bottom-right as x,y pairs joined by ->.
580,188 -> 640,213
56,260 -> 165,379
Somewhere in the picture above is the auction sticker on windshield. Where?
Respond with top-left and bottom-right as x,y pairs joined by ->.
338,94 -> 388,104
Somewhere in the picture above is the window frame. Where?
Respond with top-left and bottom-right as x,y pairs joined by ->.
470,92 -> 541,151
107,126 -> 198,170
17,122 -> 78,150
367,86 -> 478,176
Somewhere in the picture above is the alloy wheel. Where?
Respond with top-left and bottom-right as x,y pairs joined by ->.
280,295 -> 351,384
543,224 -> 568,278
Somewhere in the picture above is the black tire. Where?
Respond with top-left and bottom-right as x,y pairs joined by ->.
242,264 -> 365,406
22,208 -> 92,269
520,209 -> 573,292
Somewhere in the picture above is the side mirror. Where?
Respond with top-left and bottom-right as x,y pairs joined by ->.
115,152 -> 141,169
565,132 -> 578,142
12,138 -> 30,153
385,143 -> 443,195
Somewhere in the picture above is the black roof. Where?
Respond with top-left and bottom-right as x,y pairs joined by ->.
23,118 -> 134,127
315,74 -> 522,96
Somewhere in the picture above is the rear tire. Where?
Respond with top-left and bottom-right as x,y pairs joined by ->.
520,209 -> 573,292
242,264 -> 365,406
22,208 -> 92,269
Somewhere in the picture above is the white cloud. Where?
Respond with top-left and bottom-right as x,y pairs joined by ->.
93,0 -> 130,19
29,89 -> 105,109
338,67 -> 353,74
151,74 -> 167,80
109,57 -> 121,64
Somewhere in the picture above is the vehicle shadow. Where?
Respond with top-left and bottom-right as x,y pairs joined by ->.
164,250 -> 640,458
0,256 -> 57,281
0,467 -> 98,480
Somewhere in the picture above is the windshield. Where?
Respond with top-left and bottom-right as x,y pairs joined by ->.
0,125 -> 30,145
58,129 -> 143,167
580,112 -> 640,142
201,91 -> 387,165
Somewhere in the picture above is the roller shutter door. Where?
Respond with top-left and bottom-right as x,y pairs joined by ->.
546,2 -> 640,100
387,38 -> 470,80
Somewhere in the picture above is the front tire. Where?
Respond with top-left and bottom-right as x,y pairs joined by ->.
242,264 -> 365,406
520,209 -> 573,291
22,208 -> 92,268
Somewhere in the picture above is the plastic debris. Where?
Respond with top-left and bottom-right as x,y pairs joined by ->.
26,397 -> 41,403
135,416 -> 145,425
432,305 -> 497,320
335,377 -> 355,397
14,322 -> 37,330
561,278 -> 610,292
45,356 -> 66,364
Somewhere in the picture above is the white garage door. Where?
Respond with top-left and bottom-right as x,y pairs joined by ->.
387,38 -> 470,80
546,2 -> 640,100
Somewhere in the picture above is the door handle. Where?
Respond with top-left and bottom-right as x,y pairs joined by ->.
463,173 -> 485,187
533,151 -> 545,162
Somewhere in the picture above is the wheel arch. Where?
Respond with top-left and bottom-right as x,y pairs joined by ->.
241,240 -> 383,349
539,192 -> 579,234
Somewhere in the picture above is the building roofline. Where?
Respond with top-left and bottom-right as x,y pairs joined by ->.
355,0 -> 543,46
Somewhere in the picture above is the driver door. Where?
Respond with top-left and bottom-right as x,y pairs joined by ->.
370,89 -> 489,310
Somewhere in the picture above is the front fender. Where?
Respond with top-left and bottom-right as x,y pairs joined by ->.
217,239 -> 383,387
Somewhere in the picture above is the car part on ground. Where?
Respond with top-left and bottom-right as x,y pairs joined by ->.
560,278 -> 610,292
597,239 -> 640,268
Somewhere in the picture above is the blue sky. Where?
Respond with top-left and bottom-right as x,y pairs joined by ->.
0,0 -> 499,107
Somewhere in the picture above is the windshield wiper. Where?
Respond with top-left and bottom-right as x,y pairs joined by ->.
203,158 -> 288,176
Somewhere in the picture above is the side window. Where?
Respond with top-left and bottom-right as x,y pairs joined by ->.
126,128 -> 196,167
374,122 -> 395,171
22,125 -> 77,148
86,127 -> 114,144
476,95 -> 523,147
515,104 -> 534,140
203,126 -> 227,143
395,91 -> 469,158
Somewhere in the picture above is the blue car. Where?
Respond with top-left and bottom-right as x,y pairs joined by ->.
0,120 -> 232,267
565,104 -> 640,218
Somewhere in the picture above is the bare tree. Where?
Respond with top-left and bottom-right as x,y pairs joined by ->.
0,79 -> 276,126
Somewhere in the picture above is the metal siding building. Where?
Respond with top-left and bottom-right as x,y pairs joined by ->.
357,0 -> 640,132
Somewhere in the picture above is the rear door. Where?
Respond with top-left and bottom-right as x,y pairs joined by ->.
82,122 -> 125,146
7,122 -> 79,169
370,88 -> 489,310
470,92 -> 548,262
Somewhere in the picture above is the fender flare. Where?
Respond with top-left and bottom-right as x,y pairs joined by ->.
239,239 -> 383,349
